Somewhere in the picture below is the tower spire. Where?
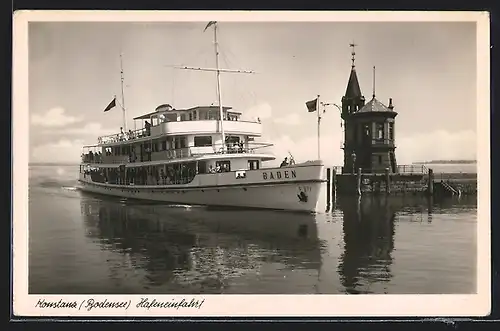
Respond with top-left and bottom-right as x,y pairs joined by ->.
349,42 -> 357,68
372,65 -> 376,98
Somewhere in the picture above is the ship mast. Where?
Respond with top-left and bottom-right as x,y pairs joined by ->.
173,21 -> 255,153
213,22 -> 226,151
120,52 -> 127,132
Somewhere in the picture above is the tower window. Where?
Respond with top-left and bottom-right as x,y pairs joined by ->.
388,123 -> 394,140
376,123 -> 384,140
363,124 -> 370,137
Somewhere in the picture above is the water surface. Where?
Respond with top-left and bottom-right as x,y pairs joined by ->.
28,164 -> 477,294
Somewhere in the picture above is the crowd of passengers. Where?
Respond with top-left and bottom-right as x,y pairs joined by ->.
81,138 -> 249,164
98,121 -> 152,144
207,163 -> 230,173
83,163 -> 198,186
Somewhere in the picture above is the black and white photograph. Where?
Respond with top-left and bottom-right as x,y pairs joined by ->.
13,11 -> 490,317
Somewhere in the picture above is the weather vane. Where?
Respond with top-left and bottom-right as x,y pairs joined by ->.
349,42 -> 357,67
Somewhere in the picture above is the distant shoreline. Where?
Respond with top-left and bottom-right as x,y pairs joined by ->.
412,160 -> 477,165
29,162 -> 79,166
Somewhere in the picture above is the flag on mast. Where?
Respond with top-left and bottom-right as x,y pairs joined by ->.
103,97 -> 116,112
203,21 -> 217,32
306,97 -> 319,113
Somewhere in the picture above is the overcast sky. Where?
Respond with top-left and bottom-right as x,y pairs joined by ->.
28,20 -> 477,166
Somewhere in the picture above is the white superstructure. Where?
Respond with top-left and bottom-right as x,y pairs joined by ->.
77,22 -> 326,213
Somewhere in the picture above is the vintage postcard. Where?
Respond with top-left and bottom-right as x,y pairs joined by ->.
13,10 -> 490,317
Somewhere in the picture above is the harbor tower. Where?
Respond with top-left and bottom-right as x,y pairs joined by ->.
341,44 -> 398,174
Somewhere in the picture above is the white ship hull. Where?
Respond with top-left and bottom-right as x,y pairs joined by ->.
78,161 -> 326,213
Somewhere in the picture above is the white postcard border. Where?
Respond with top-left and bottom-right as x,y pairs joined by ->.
13,10 -> 491,317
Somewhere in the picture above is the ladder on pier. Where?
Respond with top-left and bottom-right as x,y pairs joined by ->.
435,180 -> 461,196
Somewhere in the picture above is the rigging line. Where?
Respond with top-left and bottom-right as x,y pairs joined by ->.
183,43 -> 211,67
219,46 -> 254,108
171,67 -> 176,106
219,43 -> 238,69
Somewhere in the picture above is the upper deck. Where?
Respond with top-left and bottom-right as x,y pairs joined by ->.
98,104 -> 262,146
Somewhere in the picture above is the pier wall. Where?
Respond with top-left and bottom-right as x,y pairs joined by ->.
326,166 -> 477,198
336,172 -> 428,195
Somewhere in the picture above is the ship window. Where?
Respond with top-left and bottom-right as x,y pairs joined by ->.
197,161 -> 207,174
235,170 -> 246,179
194,136 -> 213,147
225,136 -> 240,144
161,139 -> 167,151
208,111 -> 219,120
179,137 -> 187,148
248,160 -> 260,170
165,113 -> 177,122
378,155 -> 382,164
199,110 -> 209,120
216,160 -> 231,172
388,123 -> 394,140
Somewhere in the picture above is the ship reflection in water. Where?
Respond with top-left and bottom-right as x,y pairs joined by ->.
74,193 -> 476,294
80,196 -> 324,294
336,197 -> 396,294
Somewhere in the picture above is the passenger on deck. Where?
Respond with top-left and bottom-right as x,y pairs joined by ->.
145,121 -> 151,136
280,157 -> 288,168
119,127 -> 125,141
160,169 -> 166,184
128,129 -> 134,139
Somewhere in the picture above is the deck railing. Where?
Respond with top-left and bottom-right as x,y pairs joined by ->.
98,127 -> 148,145
81,142 -> 274,164
396,164 -> 428,174
331,164 -> 428,175
190,142 -> 274,156
97,118 -> 261,145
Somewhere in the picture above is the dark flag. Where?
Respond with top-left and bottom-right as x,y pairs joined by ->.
203,21 -> 217,32
103,97 -> 116,112
306,98 -> 318,112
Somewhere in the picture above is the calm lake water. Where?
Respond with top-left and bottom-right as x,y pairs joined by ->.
27,164 -> 477,294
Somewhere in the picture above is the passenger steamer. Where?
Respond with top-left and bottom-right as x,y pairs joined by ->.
78,22 -> 326,213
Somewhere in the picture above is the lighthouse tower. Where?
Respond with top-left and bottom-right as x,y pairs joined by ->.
340,44 -> 398,174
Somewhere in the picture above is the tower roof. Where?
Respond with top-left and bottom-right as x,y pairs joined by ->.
357,97 -> 392,113
345,68 -> 363,99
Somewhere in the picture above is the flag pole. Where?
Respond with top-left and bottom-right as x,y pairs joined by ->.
120,52 -> 127,132
317,94 -> 321,160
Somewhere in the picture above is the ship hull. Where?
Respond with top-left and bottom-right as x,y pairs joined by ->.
78,162 -> 326,213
